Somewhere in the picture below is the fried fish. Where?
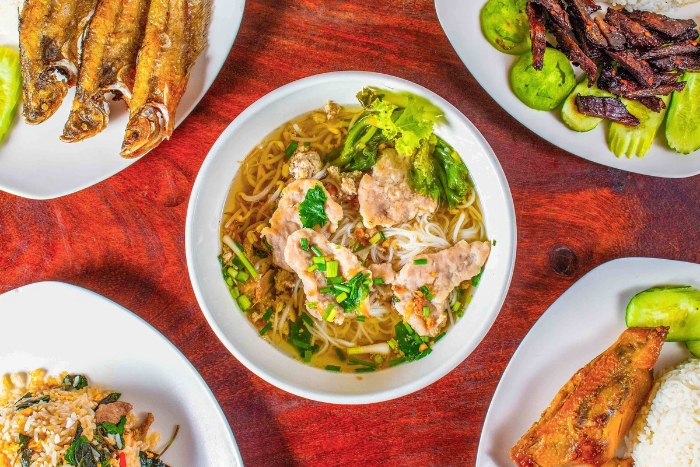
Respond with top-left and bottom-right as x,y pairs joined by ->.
19,0 -> 98,124
510,326 -> 668,467
120,0 -> 211,158
61,0 -> 151,142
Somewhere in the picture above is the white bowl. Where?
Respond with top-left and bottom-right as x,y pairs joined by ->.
186,71 -> 517,404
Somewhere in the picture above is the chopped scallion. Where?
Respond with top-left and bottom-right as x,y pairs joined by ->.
416,348 -> 433,360
373,278 -> 385,285
451,301 -> 461,312
322,304 -> 335,321
369,232 -> 383,245
319,286 -> 333,294
412,333 -> 423,345
389,357 -> 406,367
227,267 -> 237,278
225,277 -> 233,287
312,256 -> 326,265
423,306 -> 430,317
336,292 -> 348,303
311,245 -> 323,257
492,239 -> 497,246
284,141 -> 298,158
434,332 -> 446,343
304,350 -> 312,362
387,339 -> 397,349
326,261 -> 339,278
348,356 -> 376,368
325,365 -> 341,372
223,235 -> 259,279
420,285 -> 429,296
326,276 -> 343,285
379,231 -> 386,240
236,271 -> 250,282
335,348 -> 346,361
413,258 -> 428,265
263,308 -> 273,321
421,336 -> 429,342
301,312 -> 314,325
306,302 -> 317,310
356,316 -> 365,322
317,263 -> 327,272
333,284 -> 351,293
259,323 -> 272,336
404,322 -> 414,333
300,238 -> 309,251
230,287 -> 240,299
326,307 -> 338,322
237,295 -> 252,311
355,367 -> 375,373
307,264 -> 318,273
292,339 -> 311,350
427,293 -> 434,300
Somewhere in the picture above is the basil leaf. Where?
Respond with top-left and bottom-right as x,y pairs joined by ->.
98,416 -> 126,435
15,393 -> 50,410
95,393 -> 120,408
139,451 -> 170,467
64,422 -> 87,466
18,433 -> 32,467
298,184 -> 328,229
74,441 -> 97,467
63,375 -> 88,391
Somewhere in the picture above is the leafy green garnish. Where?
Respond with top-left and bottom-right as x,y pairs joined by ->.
63,375 -> 88,391
139,451 -> 170,467
64,422 -> 92,466
433,138 -> 472,209
409,136 -> 441,202
15,393 -> 50,411
472,268 -> 484,286
395,322 -> 422,360
95,393 -> 121,408
337,272 -> 370,313
289,319 -> 314,357
18,434 -> 31,467
298,184 -> 328,229
98,416 -> 126,435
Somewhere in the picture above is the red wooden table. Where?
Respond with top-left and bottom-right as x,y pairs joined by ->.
2,1 -> 700,465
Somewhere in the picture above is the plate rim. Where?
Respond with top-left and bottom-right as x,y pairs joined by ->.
434,0 -> 700,179
0,0 -> 246,200
185,70 -> 518,404
0,280 -> 243,466
475,256 -> 698,466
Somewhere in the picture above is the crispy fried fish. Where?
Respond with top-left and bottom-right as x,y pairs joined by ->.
120,0 -> 211,159
19,0 -> 98,124
61,0 -> 151,142
511,327 -> 668,467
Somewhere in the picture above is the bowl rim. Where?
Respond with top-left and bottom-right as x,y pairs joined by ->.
186,70 -> 518,404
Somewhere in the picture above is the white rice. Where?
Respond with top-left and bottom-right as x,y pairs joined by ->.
610,0 -> 700,12
625,358 -> 700,466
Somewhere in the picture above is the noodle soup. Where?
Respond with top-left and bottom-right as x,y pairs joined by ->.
219,88 -> 490,373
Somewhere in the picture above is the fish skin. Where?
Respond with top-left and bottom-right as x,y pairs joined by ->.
120,0 -> 211,158
19,0 -> 97,124
61,0 -> 151,142
510,326 -> 668,467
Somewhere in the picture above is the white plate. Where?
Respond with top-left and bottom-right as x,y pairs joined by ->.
0,281 -> 243,467
0,0 -> 245,199
476,257 -> 696,466
186,71 -> 517,404
435,0 -> 700,178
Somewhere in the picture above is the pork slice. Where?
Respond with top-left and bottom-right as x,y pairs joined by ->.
625,10 -> 697,39
650,54 -> 700,72
551,23 -> 597,85
606,50 -> 656,87
261,179 -> 343,271
531,0 -> 571,31
358,149 -> 437,229
284,229 -> 371,324
392,240 -> 490,337
605,9 -> 661,49
527,2 -> 547,71
594,17 -> 627,51
640,41 -> 700,61
369,263 -> 396,285
576,95 -> 640,127
95,401 -> 132,425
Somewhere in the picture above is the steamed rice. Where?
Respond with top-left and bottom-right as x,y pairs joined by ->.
610,0 -> 700,12
0,370 -> 160,467
625,358 -> 700,466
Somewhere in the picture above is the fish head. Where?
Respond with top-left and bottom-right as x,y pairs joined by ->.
61,97 -> 109,143
120,105 -> 171,159
22,68 -> 70,125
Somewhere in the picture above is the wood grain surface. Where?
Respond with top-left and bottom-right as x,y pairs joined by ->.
2,0 -> 700,465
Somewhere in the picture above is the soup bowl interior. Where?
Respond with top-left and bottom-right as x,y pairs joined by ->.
186,71 -> 516,404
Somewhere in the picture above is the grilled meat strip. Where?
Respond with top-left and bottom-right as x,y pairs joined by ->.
19,0 -> 98,124
562,0 -> 608,48
598,65 -> 686,99
551,23 -> 597,85
606,50 -> 656,87
62,0 -> 151,142
527,2 -> 547,71
632,96 -> 666,112
625,10 -> 697,39
510,327 -> 668,467
651,54 -> 700,72
576,95 -> 641,126
605,8 -> 661,49
580,0 -> 600,13
121,0 -> 211,158
594,17 -> 626,51
531,0 -> 571,31
640,40 -> 700,60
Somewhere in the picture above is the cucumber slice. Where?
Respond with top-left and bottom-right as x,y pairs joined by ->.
480,0 -> 531,55
626,286 -> 700,342
666,72 -> 700,154
608,95 -> 670,158
561,77 -> 612,132
686,341 -> 700,357
0,46 -> 21,145
510,48 -> 576,111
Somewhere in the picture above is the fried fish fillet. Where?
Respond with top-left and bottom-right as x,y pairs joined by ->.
511,327 -> 668,467
120,0 -> 211,158
19,0 -> 98,124
61,0 -> 151,142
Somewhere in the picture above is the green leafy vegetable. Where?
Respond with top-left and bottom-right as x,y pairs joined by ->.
337,272 -> 370,313
64,422 -> 90,466
433,137 -> 472,209
284,141 -> 298,158
98,416 -> 126,435
289,318 -> 314,357
63,375 -> 88,391
139,451 -> 170,467
95,393 -> 120,408
408,137 -> 441,202
18,433 -> 31,467
395,322 -> 422,360
298,184 -> 328,229
329,113 -> 389,172
15,393 -> 50,411
480,0 -> 530,55
472,268 -> 484,286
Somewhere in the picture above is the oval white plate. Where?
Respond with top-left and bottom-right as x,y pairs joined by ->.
186,71 -> 517,404
0,0 -> 245,199
0,281 -> 242,467
435,0 -> 700,178
476,257 -> 696,466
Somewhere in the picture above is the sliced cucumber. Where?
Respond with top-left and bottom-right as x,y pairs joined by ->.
0,46 -> 21,145
626,286 -> 700,342
686,341 -> 700,357
480,0 -> 531,55
666,72 -> 700,154
510,48 -> 576,111
608,95 -> 670,158
561,77 -> 612,132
